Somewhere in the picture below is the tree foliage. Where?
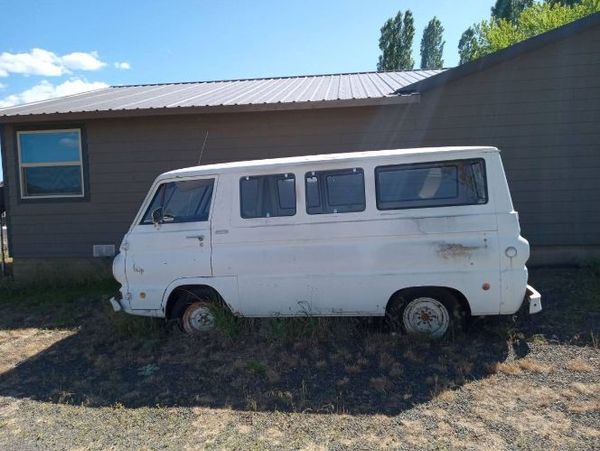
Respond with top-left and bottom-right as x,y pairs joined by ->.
420,17 -> 445,69
491,0 -> 534,22
458,27 -> 480,65
459,0 -> 600,63
377,10 -> 415,71
546,0 -> 584,5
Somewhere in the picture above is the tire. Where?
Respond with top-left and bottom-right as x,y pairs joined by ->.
170,293 -> 216,335
387,288 -> 466,339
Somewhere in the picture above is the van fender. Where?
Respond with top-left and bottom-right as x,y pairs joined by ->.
161,276 -> 240,315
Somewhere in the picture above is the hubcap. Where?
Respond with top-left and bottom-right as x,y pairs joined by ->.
182,302 -> 215,334
403,297 -> 450,338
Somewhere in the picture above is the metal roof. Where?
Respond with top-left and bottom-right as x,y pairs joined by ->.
0,70 -> 443,120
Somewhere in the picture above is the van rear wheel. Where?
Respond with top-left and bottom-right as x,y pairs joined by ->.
387,288 -> 465,339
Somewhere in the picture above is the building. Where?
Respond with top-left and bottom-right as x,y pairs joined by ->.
1,13 -> 599,278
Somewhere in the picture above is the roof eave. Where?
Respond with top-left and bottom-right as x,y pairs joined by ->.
0,93 -> 420,124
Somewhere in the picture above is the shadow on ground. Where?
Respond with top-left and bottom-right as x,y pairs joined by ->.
0,266 -> 596,415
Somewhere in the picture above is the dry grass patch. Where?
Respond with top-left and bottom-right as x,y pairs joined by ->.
567,401 -> 600,414
490,358 -> 554,376
490,361 -> 523,375
570,382 -> 600,396
517,358 -> 554,374
436,389 -> 458,403
565,358 -> 594,372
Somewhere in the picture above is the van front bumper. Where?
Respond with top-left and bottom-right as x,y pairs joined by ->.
109,296 -> 123,312
526,285 -> 542,314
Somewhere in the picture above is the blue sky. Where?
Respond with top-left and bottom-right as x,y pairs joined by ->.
0,0 -> 493,179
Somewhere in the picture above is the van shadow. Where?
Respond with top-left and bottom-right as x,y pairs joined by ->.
0,305 -> 519,415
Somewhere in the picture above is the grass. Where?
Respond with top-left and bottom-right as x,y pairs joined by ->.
0,266 -> 598,449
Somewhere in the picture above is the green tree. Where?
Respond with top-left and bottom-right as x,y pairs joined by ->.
399,11 -> 415,69
420,17 -> 445,69
491,0 -> 534,22
458,26 -> 480,64
377,10 -> 415,71
459,0 -> 600,63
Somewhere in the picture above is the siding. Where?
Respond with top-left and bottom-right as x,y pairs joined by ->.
2,23 -> 599,258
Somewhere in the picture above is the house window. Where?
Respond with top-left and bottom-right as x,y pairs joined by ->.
17,129 -> 84,199
375,159 -> 488,210
240,173 -> 296,218
305,168 -> 365,214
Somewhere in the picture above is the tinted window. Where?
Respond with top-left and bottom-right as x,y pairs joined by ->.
375,159 -> 487,210
305,168 -> 365,214
240,173 -> 296,218
142,179 -> 214,224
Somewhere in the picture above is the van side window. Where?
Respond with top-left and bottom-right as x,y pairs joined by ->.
305,168 -> 365,214
240,173 -> 296,218
375,159 -> 487,210
141,179 -> 214,224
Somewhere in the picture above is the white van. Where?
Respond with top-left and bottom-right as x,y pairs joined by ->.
110,146 -> 541,338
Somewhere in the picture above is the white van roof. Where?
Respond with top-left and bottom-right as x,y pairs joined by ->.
161,146 -> 499,179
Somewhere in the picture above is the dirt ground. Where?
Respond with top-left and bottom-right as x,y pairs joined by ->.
0,267 -> 598,450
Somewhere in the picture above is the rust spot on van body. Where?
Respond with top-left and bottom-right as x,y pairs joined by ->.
436,242 -> 480,259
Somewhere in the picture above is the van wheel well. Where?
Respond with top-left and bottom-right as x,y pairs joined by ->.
165,285 -> 224,320
385,286 -> 471,317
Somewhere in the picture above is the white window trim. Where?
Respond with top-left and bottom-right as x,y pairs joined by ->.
17,128 -> 85,200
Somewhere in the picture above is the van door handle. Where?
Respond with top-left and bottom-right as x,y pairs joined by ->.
186,234 -> 204,241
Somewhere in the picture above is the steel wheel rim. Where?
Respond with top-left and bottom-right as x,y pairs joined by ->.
402,297 -> 449,338
182,302 -> 215,334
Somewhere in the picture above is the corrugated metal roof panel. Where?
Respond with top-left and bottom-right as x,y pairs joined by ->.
0,69 -> 445,118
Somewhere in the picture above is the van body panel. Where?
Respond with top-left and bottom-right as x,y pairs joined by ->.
113,146 -> 539,320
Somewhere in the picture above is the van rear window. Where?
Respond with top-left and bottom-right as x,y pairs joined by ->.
375,159 -> 487,210
240,173 -> 296,218
305,168 -> 365,214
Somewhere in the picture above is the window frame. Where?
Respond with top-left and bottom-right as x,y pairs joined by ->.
304,167 -> 366,215
239,173 -> 297,219
374,158 -> 488,211
16,128 -> 85,200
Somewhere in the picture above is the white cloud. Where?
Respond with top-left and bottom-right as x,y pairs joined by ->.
0,78 -> 108,108
114,61 -> 131,70
0,48 -> 107,77
62,51 -> 106,71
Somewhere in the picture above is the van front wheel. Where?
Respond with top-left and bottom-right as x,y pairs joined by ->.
170,296 -> 216,335
387,289 -> 465,339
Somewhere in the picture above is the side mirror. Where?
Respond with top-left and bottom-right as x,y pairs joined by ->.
151,207 -> 163,225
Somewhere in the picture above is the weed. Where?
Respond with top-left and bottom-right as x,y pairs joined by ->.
389,363 -> 403,377
138,363 -> 160,377
246,360 -> 266,376
112,313 -> 166,341
210,303 -> 244,339
369,376 -> 390,394
265,368 -> 281,384
527,334 -> 547,345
